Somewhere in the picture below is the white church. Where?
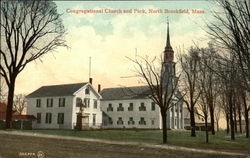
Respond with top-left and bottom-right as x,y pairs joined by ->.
27,22 -> 184,130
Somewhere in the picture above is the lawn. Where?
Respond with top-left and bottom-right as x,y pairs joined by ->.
21,129 -> 250,153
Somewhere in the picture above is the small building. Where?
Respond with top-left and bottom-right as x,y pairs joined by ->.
100,86 -> 184,129
27,82 -> 102,129
0,102 -> 36,129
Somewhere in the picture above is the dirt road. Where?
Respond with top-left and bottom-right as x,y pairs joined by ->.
0,133 -> 245,158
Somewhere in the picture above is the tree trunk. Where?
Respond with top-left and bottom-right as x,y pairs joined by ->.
226,113 -> 230,134
190,106 -> 196,137
161,109 -> 167,144
5,77 -> 16,129
205,115 -> 209,143
233,105 -> 237,133
216,121 -> 219,132
209,105 -> 215,135
242,91 -> 249,138
245,110 -> 249,138
238,107 -> 242,133
229,92 -> 235,140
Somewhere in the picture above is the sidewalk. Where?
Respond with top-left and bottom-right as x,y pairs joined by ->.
0,130 -> 248,157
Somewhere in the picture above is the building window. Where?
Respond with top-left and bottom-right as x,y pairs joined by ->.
128,103 -> 133,111
36,99 -> 41,107
151,119 -> 155,125
151,102 -> 155,111
139,102 -> 146,111
57,113 -> 64,124
46,98 -> 53,107
94,99 -> 98,109
76,97 -> 82,107
37,113 -> 41,124
85,88 -> 90,94
117,103 -> 124,111
128,117 -> 135,125
117,117 -> 123,125
107,104 -> 113,111
59,98 -> 65,107
93,114 -> 96,126
108,117 -> 113,125
45,113 -> 52,124
84,98 -> 90,108
139,117 -> 146,125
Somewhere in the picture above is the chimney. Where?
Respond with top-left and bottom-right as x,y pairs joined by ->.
89,78 -> 93,85
98,84 -> 101,93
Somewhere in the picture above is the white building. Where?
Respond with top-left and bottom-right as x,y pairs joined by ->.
100,86 -> 184,129
27,82 -> 102,129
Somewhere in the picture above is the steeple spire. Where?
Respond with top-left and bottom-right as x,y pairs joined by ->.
163,17 -> 174,62
166,17 -> 172,49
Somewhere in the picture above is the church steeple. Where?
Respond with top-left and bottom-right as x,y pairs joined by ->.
164,18 -> 174,62
166,20 -> 172,49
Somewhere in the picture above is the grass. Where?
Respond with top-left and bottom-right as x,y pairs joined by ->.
20,129 -> 250,153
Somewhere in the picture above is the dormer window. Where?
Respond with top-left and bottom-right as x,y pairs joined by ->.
85,88 -> 90,95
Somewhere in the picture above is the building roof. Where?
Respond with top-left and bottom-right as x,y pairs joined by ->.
27,82 -> 88,98
0,102 -> 36,120
100,86 -> 151,101
0,114 -> 36,121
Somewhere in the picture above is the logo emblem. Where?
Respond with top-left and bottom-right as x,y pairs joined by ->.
37,151 -> 45,158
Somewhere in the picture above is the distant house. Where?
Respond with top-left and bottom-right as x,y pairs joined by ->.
27,82 -> 102,129
0,102 -> 36,129
100,86 -> 184,129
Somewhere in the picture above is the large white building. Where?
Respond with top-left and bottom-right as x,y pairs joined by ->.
27,82 -> 102,129
100,86 -> 184,129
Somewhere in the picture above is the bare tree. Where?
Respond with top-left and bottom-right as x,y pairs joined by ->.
196,90 -> 210,143
179,47 -> 201,137
0,1 -> 67,129
198,45 -> 220,135
128,55 -> 179,144
240,89 -> 250,138
207,0 -> 250,89
13,94 -> 26,115
0,77 -> 7,102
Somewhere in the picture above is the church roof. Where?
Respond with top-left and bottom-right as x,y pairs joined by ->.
100,86 -> 151,101
27,82 -> 88,98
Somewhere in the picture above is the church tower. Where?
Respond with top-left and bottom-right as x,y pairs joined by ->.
162,19 -> 183,130
164,20 -> 174,62
162,19 -> 176,79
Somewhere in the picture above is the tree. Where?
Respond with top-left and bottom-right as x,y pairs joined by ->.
216,54 -> 237,140
128,55 -> 179,144
0,0 -> 67,129
179,47 -> 201,137
197,45 -> 220,135
240,89 -> 250,138
196,90 -> 210,143
207,0 -> 249,91
13,94 -> 26,115
0,77 -> 7,102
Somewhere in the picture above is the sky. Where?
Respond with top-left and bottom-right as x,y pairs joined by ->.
15,0 -> 217,95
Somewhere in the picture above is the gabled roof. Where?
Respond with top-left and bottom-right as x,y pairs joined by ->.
100,86 -> 151,101
27,82 -> 88,98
